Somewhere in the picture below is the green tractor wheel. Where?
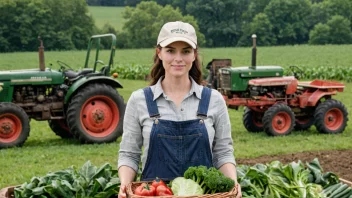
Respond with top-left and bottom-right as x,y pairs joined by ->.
48,119 -> 74,139
314,99 -> 348,134
263,103 -> 295,136
243,107 -> 263,132
66,83 -> 125,144
0,103 -> 30,148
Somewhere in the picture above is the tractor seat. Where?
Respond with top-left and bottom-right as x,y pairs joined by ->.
64,68 -> 94,79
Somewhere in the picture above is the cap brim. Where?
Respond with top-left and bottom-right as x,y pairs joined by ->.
159,37 -> 196,49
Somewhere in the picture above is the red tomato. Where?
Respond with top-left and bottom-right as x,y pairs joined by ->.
151,177 -> 167,189
134,183 -> 155,196
156,185 -> 173,196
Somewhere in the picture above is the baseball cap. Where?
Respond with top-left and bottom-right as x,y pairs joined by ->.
157,21 -> 197,49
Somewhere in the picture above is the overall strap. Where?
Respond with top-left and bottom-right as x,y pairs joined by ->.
197,87 -> 212,117
143,87 -> 160,118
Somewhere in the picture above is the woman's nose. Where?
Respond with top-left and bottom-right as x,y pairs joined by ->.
174,52 -> 183,61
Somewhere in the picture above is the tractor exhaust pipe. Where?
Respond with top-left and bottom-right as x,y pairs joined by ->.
38,36 -> 45,71
251,34 -> 257,69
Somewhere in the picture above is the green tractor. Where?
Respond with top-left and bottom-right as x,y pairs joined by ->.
0,34 -> 125,148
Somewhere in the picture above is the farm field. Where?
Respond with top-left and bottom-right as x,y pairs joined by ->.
1,45 -> 352,70
88,6 -> 125,30
0,45 -> 352,188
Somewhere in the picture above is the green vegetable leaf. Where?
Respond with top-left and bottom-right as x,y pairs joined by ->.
171,177 -> 203,196
79,161 -> 97,183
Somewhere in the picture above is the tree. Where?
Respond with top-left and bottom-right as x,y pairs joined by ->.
0,0 -> 95,52
309,15 -> 352,45
327,15 -> 352,44
242,0 -> 271,23
309,23 -> 331,44
238,13 -> 276,46
185,0 -> 250,47
264,0 -> 312,45
120,1 -> 204,48
124,0 -> 142,6
171,0 -> 188,14
321,0 -> 352,29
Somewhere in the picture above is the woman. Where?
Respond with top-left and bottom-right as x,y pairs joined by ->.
118,21 -> 242,198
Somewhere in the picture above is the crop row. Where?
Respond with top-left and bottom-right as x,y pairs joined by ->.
112,64 -> 352,82
284,66 -> 352,82
112,64 -> 150,80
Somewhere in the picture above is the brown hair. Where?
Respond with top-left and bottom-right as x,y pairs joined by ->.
149,46 -> 202,86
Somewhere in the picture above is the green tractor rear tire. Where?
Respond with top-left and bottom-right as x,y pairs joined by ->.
263,103 -> 295,136
0,103 -> 30,148
243,107 -> 263,132
66,83 -> 125,144
48,119 -> 74,139
314,99 -> 348,134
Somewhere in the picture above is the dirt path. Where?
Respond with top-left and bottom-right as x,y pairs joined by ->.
237,149 -> 352,181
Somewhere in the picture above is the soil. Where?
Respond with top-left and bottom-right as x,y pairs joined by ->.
237,149 -> 352,181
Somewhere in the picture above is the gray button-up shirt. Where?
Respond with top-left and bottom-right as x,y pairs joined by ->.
118,77 -> 236,172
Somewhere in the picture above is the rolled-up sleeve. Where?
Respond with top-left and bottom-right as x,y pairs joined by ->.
211,91 -> 236,169
118,91 -> 143,172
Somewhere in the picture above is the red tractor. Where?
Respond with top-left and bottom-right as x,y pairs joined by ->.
206,35 -> 348,136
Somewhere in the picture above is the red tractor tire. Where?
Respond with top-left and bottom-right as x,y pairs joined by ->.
314,99 -> 348,134
48,119 -> 74,139
66,83 -> 125,144
243,107 -> 263,132
0,103 -> 30,148
263,103 -> 295,136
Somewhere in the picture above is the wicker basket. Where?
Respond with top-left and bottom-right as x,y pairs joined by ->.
0,186 -> 15,198
126,181 -> 238,198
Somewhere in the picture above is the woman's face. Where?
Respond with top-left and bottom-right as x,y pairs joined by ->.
157,41 -> 196,79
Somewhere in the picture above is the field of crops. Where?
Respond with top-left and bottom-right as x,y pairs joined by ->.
0,44 -> 352,189
88,6 -> 125,30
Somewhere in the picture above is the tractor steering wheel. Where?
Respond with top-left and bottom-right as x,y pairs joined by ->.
57,60 -> 73,71
289,65 -> 304,80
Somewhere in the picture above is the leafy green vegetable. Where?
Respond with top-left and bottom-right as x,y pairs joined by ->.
171,177 -> 204,196
14,161 -> 120,198
183,166 -> 235,194
237,158 -> 328,198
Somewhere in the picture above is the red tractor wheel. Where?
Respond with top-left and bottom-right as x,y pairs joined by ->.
294,116 -> 314,131
243,107 -> 263,132
314,99 -> 348,134
263,103 -> 295,136
0,103 -> 30,148
48,119 -> 74,139
67,83 -> 125,143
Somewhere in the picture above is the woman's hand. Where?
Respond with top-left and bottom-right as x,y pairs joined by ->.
235,183 -> 242,198
118,185 -> 127,198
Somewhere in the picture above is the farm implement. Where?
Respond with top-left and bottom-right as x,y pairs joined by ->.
0,34 -> 125,148
206,35 -> 348,136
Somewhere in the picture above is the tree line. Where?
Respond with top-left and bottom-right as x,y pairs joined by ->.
1,0 -> 352,52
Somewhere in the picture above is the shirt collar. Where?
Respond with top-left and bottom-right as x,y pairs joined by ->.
152,76 -> 202,101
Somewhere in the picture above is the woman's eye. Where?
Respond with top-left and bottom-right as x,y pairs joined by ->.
166,49 -> 174,53
183,50 -> 191,54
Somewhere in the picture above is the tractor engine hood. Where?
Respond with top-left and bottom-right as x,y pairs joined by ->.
226,66 -> 284,78
0,68 -> 65,85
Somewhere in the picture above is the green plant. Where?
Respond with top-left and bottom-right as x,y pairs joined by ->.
236,158 -> 337,197
112,64 -> 150,80
184,166 -> 235,194
284,66 -> 352,82
14,161 -> 120,198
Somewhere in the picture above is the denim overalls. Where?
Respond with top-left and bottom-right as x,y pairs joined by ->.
141,87 -> 213,181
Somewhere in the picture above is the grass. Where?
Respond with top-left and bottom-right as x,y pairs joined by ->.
88,6 -> 125,30
0,45 -> 352,188
1,45 -> 351,71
